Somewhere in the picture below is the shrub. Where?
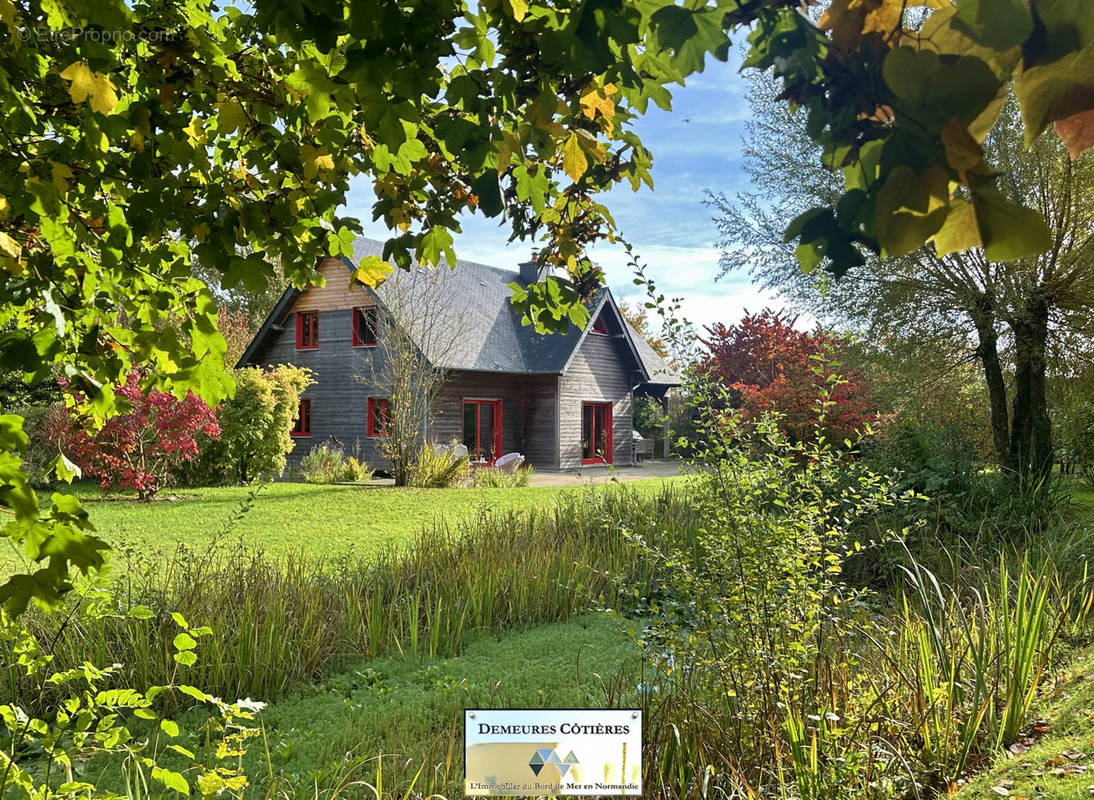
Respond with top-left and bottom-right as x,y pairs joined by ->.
52,370 -> 220,500
697,310 -> 878,445
472,465 -> 534,487
300,444 -> 372,484
184,364 -> 313,485
406,443 -> 469,488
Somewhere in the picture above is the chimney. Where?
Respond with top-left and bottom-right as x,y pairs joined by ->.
519,248 -> 540,284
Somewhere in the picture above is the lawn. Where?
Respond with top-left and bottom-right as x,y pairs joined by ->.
5,478 -> 680,574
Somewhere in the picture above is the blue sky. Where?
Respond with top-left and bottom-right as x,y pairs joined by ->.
349,49 -> 784,332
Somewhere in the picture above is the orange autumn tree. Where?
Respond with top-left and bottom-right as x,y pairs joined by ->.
698,310 -> 878,445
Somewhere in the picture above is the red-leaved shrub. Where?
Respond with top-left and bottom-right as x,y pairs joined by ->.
53,371 -> 220,500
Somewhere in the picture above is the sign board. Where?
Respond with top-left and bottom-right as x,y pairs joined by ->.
464,708 -> 642,796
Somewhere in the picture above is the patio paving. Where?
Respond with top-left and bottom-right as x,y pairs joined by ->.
527,458 -> 684,487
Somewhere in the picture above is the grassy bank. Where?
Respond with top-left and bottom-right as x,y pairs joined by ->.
955,642 -> 1094,799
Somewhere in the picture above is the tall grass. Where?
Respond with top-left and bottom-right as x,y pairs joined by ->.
6,485 -> 699,707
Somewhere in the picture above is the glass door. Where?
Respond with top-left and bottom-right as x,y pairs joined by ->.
581,402 -> 613,464
462,399 -> 502,462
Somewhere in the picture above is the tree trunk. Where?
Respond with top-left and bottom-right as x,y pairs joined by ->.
1008,291 -> 1053,487
971,300 -> 1012,472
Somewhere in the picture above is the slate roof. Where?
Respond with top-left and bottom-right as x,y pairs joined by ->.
240,237 -> 680,385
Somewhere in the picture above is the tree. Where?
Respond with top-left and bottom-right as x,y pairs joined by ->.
200,365 -> 313,485
358,270 -> 462,486
217,307 -> 260,370
698,310 -> 878,445
52,371 -> 220,500
711,76 -> 1094,485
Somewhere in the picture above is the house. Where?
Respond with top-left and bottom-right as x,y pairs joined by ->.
237,237 -> 679,472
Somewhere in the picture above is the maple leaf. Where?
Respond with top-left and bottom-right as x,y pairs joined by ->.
59,61 -> 118,115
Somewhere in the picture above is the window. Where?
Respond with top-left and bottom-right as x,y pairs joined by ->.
296,311 -> 319,349
367,397 -> 390,437
581,402 -> 613,464
291,398 -> 312,436
353,306 -> 379,347
590,315 -> 608,335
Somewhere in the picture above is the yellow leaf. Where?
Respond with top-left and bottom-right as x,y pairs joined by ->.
51,162 -> 73,195
352,255 -> 394,288
495,131 -> 521,175
191,223 -> 210,242
59,61 -> 118,115
130,106 -> 151,152
562,131 -> 588,182
217,100 -> 247,134
505,0 -> 529,22
184,116 -> 206,145
0,231 -> 20,259
941,119 -> 982,173
301,144 -> 335,181
0,194 -> 9,220
580,82 -> 617,121
932,198 -> 982,256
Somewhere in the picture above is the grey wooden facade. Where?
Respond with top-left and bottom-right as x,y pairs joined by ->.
238,240 -> 679,475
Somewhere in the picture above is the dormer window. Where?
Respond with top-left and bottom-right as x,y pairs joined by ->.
296,311 -> 319,349
353,306 -> 379,347
591,315 -> 608,335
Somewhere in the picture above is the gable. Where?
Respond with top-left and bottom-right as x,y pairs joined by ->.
290,257 -> 377,314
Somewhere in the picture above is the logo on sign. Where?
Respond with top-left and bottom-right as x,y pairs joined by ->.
528,749 -> 579,777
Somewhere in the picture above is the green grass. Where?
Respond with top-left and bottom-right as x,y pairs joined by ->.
7,478 -> 678,573
88,613 -> 642,799
246,613 -> 642,795
955,643 -> 1094,800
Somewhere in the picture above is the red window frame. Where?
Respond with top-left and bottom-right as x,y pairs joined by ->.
581,402 -> 613,464
291,398 -> 312,437
367,397 -> 390,437
590,315 -> 608,335
462,398 -> 502,463
296,311 -> 319,349
352,306 -> 379,347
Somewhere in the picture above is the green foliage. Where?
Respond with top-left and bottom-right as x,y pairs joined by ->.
471,465 -> 534,488
8,403 -> 64,488
746,0 -> 1094,274
183,366 -> 313,487
299,444 -> 373,484
632,394 -> 664,439
621,370 -> 1089,797
0,599 -> 261,800
406,444 -> 470,488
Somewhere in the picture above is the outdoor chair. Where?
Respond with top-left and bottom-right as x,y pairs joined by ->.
494,452 -> 525,473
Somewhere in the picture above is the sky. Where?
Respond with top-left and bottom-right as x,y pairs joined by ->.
345,47 -> 788,333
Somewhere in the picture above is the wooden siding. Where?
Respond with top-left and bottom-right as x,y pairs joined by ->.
430,371 -> 560,469
289,257 -> 377,313
520,375 -> 559,469
255,305 -> 396,473
557,333 -> 638,469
